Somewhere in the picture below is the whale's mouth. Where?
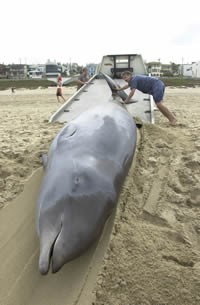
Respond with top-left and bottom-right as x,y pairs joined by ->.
49,229 -> 61,270
51,223 -> 71,274
39,223 -> 62,275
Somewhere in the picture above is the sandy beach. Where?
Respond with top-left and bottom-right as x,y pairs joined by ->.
0,86 -> 200,305
0,86 -> 75,206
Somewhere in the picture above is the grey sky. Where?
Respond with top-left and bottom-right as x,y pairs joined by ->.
1,0 -> 200,65
172,23 -> 200,45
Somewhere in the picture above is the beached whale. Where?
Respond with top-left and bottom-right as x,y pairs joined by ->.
36,101 -> 137,274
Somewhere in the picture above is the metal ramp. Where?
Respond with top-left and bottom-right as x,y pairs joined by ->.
49,75 -> 154,124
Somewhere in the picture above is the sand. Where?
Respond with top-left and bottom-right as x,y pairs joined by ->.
0,86 -> 200,305
0,87 -> 75,206
94,88 -> 200,305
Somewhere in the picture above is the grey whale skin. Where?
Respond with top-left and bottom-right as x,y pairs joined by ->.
36,102 -> 137,274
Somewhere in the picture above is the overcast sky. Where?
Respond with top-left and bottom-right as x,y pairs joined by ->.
1,0 -> 200,65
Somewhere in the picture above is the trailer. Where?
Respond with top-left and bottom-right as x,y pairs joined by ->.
49,54 -> 154,124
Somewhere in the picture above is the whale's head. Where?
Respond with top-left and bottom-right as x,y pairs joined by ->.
36,164 -> 116,275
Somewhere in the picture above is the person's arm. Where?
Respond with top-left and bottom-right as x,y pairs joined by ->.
124,88 -> 135,103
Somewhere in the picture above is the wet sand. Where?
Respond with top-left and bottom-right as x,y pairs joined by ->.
0,87 -> 200,305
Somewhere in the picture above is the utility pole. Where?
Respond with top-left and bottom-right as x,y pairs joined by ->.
69,57 -> 72,74
182,57 -> 184,77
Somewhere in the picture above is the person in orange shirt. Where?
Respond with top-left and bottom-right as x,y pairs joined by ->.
56,74 -> 65,103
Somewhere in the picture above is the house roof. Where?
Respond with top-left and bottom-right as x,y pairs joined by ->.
146,61 -> 161,65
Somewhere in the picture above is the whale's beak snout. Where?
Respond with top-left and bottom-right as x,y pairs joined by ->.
39,244 -> 52,275
38,223 -> 62,275
51,227 -> 67,273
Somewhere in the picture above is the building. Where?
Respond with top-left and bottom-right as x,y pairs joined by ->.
0,64 -> 27,79
161,64 -> 173,76
45,62 -> 61,77
6,64 -> 28,78
0,64 -> 7,78
146,62 -> 162,77
178,62 -> 200,78
86,63 -> 97,77
192,61 -> 200,78
147,62 -> 182,77
181,64 -> 193,77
